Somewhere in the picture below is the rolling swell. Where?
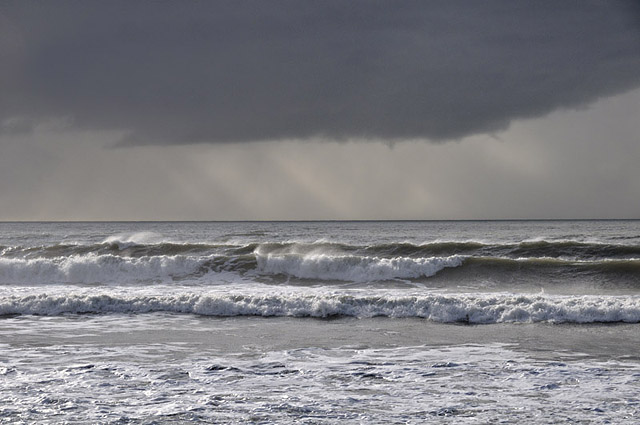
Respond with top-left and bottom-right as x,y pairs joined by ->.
3,239 -> 640,259
363,240 -> 640,260
1,292 -> 639,323
463,256 -> 640,273
505,240 -> 640,260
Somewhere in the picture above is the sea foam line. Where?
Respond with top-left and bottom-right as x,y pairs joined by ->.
1,292 -> 639,323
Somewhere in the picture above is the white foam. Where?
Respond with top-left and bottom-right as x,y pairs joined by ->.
3,340 -> 639,424
2,291 -> 638,323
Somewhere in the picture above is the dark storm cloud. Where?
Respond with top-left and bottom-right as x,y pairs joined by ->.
1,0 -> 639,145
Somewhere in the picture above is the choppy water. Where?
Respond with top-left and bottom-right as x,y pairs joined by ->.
1,221 -> 639,423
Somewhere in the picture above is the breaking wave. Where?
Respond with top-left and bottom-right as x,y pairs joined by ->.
1,292 -> 638,323
1,239 -> 639,285
0,254 -> 210,284
0,253 -> 464,284
1,252 -> 639,286
255,251 -> 464,282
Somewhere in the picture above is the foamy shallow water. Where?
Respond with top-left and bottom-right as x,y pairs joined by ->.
2,284 -> 640,324
1,314 -> 639,424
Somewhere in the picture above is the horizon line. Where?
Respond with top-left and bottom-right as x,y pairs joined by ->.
0,218 -> 638,223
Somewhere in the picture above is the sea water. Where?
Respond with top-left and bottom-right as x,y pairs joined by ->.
1,221 -> 639,423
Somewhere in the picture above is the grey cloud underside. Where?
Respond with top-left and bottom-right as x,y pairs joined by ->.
2,0 -> 639,145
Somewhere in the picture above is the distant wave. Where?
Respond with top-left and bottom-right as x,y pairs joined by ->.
1,242 -> 230,259
2,292 -> 639,323
4,239 -> 640,260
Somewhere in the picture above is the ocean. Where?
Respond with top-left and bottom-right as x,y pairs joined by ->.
1,220 -> 639,423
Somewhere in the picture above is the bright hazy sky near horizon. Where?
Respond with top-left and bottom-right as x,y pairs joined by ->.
1,1 -> 639,220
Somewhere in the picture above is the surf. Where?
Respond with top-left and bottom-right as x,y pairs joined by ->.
2,291 -> 639,323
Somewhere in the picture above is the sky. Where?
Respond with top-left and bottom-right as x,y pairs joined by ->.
1,0 -> 639,220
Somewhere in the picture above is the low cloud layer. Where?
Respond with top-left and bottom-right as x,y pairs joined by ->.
1,89 -> 638,220
1,1 -> 639,145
